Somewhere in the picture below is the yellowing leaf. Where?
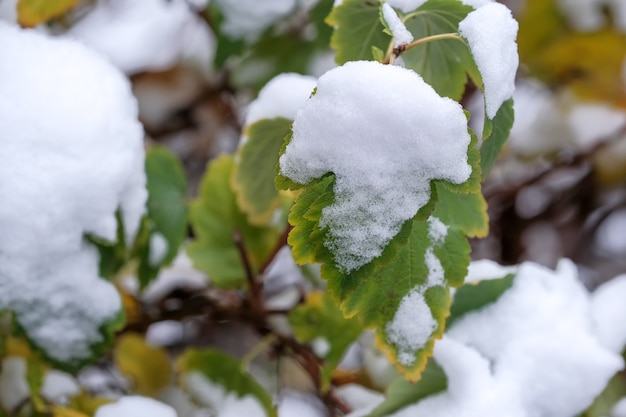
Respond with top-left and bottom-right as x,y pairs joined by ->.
17,0 -> 79,27
518,0 -> 626,107
114,333 -> 171,396
232,118 -> 293,226
52,406 -> 89,417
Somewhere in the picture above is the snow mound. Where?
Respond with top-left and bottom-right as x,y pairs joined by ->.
66,0 -> 215,76
387,259 -> 625,417
244,73 -> 317,128
95,396 -> 176,417
279,61 -> 471,272
0,23 -> 146,364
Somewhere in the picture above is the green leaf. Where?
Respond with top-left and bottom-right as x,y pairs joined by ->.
288,291 -> 363,391
432,184 -> 488,238
89,211 -> 128,280
323,215 -> 469,380
187,155 -> 279,288
17,0 -> 79,27
177,348 -> 277,417
367,359 -> 448,417
277,132 -> 481,380
137,146 -> 188,288
327,0 -> 391,64
447,273 -> 515,327
232,118 -> 293,226
480,99 -> 515,180
401,0 -> 480,100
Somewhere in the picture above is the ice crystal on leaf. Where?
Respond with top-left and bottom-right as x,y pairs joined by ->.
279,60 -> 471,273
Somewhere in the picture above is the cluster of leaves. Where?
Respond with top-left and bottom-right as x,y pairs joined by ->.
6,0 -> 626,416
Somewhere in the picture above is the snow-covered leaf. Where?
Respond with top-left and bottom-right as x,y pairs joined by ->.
188,155 -> 279,288
114,333 -> 171,397
479,98 -> 514,180
233,118 -> 293,225
177,348 -> 276,417
366,359 -> 447,417
401,0 -> 480,100
327,0 -> 391,64
288,291 -> 363,390
458,2 -> 519,118
17,0 -> 79,27
276,61 -> 477,379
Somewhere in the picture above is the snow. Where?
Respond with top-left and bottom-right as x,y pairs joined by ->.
0,23 -> 146,363
337,384 -> 385,417
278,391 -> 326,417
386,289 -> 437,366
41,370 -> 80,401
613,397 -> 626,417
382,3 -> 414,47
149,232 -> 169,267
428,216 -> 447,244
459,0 -> 493,8
591,274 -> 626,353
279,61 -> 471,272
458,3 -> 519,119
244,73 -> 317,128
311,337 -> 331,358
213,0 -> 297,42
66,0 -> 215,76
567,104 -> 626,150
0,357 -> 29,411
95,396 -> 177,417
184,372 -> 267,417
0,0 -> 17,23
142,252 -> 208,303
465,259 -> 516,283
387,0 -> 427,13
388,259 -> 624,417
595,209 -> 626,256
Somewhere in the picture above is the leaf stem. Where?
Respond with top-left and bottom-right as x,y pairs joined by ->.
384,32 -> 464,64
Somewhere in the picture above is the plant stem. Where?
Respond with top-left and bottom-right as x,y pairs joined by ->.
384,32 -> 464,64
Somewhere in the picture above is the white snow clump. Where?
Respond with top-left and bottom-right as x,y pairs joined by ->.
213,0 -> 298,42
382,3 -> 414,47
387,0 -> 427,13
279,61 -> 471,272
385,259 -> 625,417
0,23 -> 146,363
244,73 -> 317,128
459,2 -> 519,119
66,0 -> 215,76
95,396 -> 177,417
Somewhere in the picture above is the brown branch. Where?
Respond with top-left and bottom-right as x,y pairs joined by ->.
259,224 -> 294,275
